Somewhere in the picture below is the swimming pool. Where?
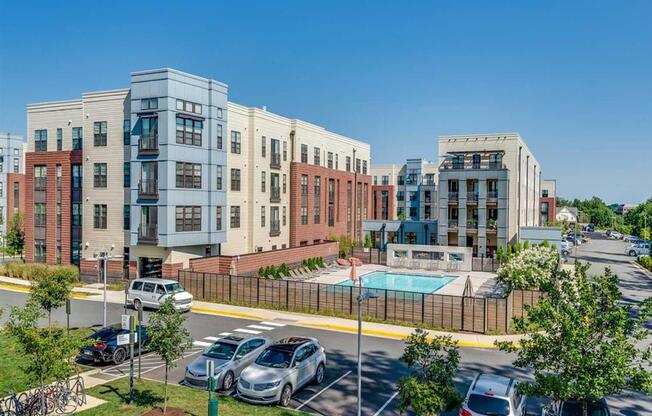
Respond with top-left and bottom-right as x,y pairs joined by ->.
337,271 -> 454,294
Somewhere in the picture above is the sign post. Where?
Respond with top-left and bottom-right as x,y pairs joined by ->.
137,303 -> 143,380
207,360 -> 218,416
129,315 -> 136,404
65,298 -> 71,334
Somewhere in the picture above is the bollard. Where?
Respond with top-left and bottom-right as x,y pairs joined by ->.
208,397 -> 218,416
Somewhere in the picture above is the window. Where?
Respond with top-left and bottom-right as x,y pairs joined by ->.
346,156 -> 351,171
56,165 -> 62,189
123,119 -> 131,145
381,175 -> 389,185
261,206 -> 266,227
176,99 -> 202,115
72,127 -> 83,150
140,117 -> 158,147
93,121 -> 107,146
283,141 -> 287,161
123,205 -> 130,230
0,181 -> 3,197
327,152 -> 333,169
270,138 -> 281,167
301,144 -> 308,163
373,176 -> 378,185
282,174 -> 287,193
13,182 -> 19,210
72,203 -> 82,226
72,164 -> 82,189
0,207 -> 3,225
175,162 -> 202,189
261,171 -> 266,192
314,176 -> 321,224
94,163 -> 107,188
34,240 -> 46,263
123,162 -> 130,187
216,206 -> 223,231
355,158 -> 361,173
397,175 -> 405,185
314,147 -> 320,165
231,131 -> 241,153
141,98 -> 158,110
34,130 -> 47,151
472,154 -> 481,169
282,206 -> 287,226
216,124 -> 223,149
397,191 -> 405,201
301,207 -> 308,225
176,117 -> 202,146
217,107 -> 223,118
230,168 -> 241,191
362,160 -> 367,175
34,203 -> 46,226
216,166 -> 223,190
270,206 -> 280,235
34,165 -> 47,190
12,158 -> 18,173
261,136 -> 266,157
175,206 -> 201,232
335,153 -> 339,169
94,204 -> 107,229
56,128 -> 63,151
542,190 -> 549,198
230,206 -> 240,228
301,175 -> 308,225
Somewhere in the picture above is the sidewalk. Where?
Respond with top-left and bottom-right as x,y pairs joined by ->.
0,275 -> 523,348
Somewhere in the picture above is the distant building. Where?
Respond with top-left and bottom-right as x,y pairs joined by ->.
0,133 -> 25,236
617,204 -> 638,216
539,179 -> 556,226
555,206 -> 578,223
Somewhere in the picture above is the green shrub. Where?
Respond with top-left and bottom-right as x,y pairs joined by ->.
317,257 -> 325,268
258,267 -> 265,277
639,256 -> 652,272
0,262 -> 79,283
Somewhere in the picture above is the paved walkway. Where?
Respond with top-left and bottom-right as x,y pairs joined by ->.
0,275 -> 522,348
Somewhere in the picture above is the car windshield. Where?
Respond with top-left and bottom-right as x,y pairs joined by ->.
91,324 -> 122,340
203,342 -> 237,360
165,283 -> 184,294
255,348 -> 293,368
561,402 -> 609,416
468,394 -> 510,416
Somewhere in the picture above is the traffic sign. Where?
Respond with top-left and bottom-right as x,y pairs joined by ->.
117,332 -> 138,345
121,314 -> 130,330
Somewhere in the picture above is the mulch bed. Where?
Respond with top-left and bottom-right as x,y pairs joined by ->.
142,407 -> 185,416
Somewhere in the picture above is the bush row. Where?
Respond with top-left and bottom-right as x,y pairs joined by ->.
0,262 -> 80,283
302,257 -> 325,271
258,263 -> 290,279
639,256 -> 652,272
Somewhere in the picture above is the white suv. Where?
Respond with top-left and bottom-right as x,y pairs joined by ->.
625,242 -> 650,257
460,374 -> 526,416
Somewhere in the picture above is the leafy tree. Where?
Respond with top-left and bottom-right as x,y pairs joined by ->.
397,211 -> 407,221
498,264 -> 652,415
623,199 -> 652,239
496,245 -> 505,264
30,268 -> 74,326
398,329 -> 462,415
6,210 -> 24,258
364,233 -> 373,248
148,298 -> 193,415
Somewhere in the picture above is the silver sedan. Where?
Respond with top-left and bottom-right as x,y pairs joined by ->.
184,334 -> 272,391
237,337 -> 326,406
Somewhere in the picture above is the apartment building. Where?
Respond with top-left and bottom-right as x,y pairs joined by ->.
539,179 -> 556,225
24,68 -> 370,279
437,133 -> 542,257
0,133 -> 25,235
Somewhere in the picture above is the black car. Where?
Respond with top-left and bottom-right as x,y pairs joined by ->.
543,399 -> 610,416
79,323 -> 149,365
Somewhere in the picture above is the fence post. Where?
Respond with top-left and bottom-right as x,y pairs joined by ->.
349,285 -> 353,315
286,280 -> 289,310
384,289 -> 388,320
202,272 -> 206,300
421,293 -> 425,323
228,275 -> 232,302
483,298 -> 488,334
256,278 -> 260,305
317,283 -> 320,312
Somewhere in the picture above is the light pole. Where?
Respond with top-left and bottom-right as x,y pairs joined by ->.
356,288 -> 378,416
96,245 -> 115,327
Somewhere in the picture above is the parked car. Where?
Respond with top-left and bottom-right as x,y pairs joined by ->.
541,398 -> 610,416
625,242 -> 651,257
608,232 -> 623,240
79,323 -> 149,364
561,241 -> 573,257
126,278 -> 193,311
237,337 -> 326,406
565,235 -> 581,246
624,235 -> 638,243
185,334 -> 273,391
460,374 -> 527,416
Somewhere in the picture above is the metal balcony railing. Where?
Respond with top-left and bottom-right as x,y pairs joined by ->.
448,192 -> 459,201
139,224 -> 158,243
270,187 -> 281,203
467,192 -> 479,202
448,219 -> 458,229
466,220 -> 478,229
139,134 -> 159,154
270,153 -> 281,169
138,179 -> 159,199
487,191 -> 498,199
269,220 -> 280,237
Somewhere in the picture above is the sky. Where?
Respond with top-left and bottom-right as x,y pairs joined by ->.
0,0 -> 650,204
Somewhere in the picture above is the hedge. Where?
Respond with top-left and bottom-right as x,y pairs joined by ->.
0,262 -> 80,283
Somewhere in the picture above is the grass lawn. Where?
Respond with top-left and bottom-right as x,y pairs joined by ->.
81,378 -> 304,416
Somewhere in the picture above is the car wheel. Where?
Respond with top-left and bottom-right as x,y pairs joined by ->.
629,250 -> 637,257
133,298 -> 142,311
222,371 -> 234,391
279,384 -> 292,407
313,363 -> 325,384
112,348 -> 127,364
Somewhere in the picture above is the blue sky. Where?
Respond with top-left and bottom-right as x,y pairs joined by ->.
0,1 -> 650,204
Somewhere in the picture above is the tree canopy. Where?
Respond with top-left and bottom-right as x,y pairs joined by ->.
6,210 -> 25,257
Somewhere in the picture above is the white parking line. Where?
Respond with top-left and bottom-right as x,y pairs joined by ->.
295,370 -> 352,411
260,321 -> 285,327
372,391 -> 399,416
193,340 -> 212,347
234,328 -> 261,334
248,324 -> 275,331
204,336 -> 220,341
218,332 -> 232,336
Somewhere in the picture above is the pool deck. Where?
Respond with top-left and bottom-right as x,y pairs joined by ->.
306,264 -> 498,297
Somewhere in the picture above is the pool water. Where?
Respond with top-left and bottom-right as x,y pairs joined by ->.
337,271 -> 454,294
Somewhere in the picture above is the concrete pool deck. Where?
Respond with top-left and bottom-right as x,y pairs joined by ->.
306,264 -> 498,297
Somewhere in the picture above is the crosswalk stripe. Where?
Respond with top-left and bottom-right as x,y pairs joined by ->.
218,332 -> 232,336
248,325 -> 275,331
234,328 -> 261,334
260,321 -> 285,327
204,336 -> 220,342
193,340 -> 212,347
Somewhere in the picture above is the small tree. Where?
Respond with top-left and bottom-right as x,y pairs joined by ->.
148,298 -> 193,414
496,245 -> 559,291
364,233 -> 373,248
498,265 -> 652,415
398,329 -> 462,415
30,268 -> 74,326
496,244 -> 505,264
6,210 -> 24,258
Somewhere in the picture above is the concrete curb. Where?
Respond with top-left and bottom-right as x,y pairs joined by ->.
0,282 -> 90,298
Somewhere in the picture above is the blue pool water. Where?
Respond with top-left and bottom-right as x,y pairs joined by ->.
337,271 -> 454,294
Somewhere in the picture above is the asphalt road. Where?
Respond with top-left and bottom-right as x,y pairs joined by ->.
1,233 -> 650,415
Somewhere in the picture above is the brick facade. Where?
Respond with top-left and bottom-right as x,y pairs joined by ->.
189,240 -> 338,276
289,162 -> 371,247
25,150 -> 82,264
371,185 -> 395,220
79,258 -> 124,283
6,173 -> 25,225
162,262 -> 184,279
540,196 -> 556,226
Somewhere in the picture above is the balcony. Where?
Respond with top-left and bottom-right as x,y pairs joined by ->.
487,190 -> 498,204
138,179 -> 159,200
466,220 -> 478,232
270,187 -> 281,203
270,220 -> 280,237
467,192 -> 478,203
270,153 -> 281,169
139,224 -> 158,244
139,134 -> 159,155
448,192 -> 459,203
487,219 -> 498,233
448,219 -> 458,230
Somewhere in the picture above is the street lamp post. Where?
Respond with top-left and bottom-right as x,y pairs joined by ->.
96,246 -> 115,327
356,288 -> 378,416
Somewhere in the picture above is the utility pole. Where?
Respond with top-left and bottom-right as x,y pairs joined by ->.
96,245 -> 115,327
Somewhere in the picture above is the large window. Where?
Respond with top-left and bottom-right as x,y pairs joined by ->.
362,160 -> 367,175
141,98 -> 158,110
72,164 -> 82,189
314,147 -> 320,166
141,117 -> 158,148
176,162 -> 202,189
216,166 -> 223,190
175,206 -> 201,232
94,204 -> 107,229
176,99 -> 202,114
231,168 -> 241,191
34,130 -> 47,152
230,206 -> 241,228
93,121 -> 107,146
93,163 -> 107,188
72,127 -> 83,150
301,144 -> 308,163
176,117 -> 202,146
231,131 -> 241,154
217,124 -> 223,149
216,206 -> 223,231
314,176 -> 321,224
34,203 -> 46,226
327,152 -> 333,169
34,240 -> 46,263
346,156 -> 351,172
123,162 -> 130,188
72,203 -> 82,226
34,165 -> 47,190
301,175 -> 308,225
13,158 -> 18,173
56,128 -> 63,151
